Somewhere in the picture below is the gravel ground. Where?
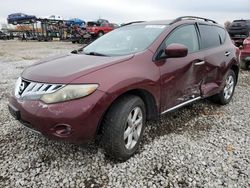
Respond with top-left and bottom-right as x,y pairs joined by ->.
0,40 -> 249,188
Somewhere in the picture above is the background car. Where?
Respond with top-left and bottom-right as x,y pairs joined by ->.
0,31 -> 9,40
239,37 -> 250,69
0,31 -> 14,40
66,18 -> 85,28
46,15 -> 64,21
86,22 -> 117,37
7,13 -> 37,25
228,19 -> 250,46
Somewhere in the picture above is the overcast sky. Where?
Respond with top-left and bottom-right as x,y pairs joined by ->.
0,0 -> 249,26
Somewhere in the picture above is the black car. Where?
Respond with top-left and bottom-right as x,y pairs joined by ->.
228,20 -> 250,45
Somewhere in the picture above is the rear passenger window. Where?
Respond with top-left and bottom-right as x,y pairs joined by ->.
215,27 -> 226,44
199,25 -> 220,49
164,25 -> 199,54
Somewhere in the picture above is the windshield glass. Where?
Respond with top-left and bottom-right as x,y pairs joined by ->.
83,24 -> 167,56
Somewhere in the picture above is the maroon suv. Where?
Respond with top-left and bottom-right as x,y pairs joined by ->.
9,16 -> 239,161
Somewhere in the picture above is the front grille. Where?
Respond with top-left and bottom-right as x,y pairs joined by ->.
15,77 -> 64,99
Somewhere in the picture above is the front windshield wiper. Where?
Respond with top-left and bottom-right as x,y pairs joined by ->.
71,48 -> 83,54
71,48 -> 108,56
86,52 -> 108,56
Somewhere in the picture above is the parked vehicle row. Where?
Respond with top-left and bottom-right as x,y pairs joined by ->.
6,13 -> 118,43
8,16 -> 239,161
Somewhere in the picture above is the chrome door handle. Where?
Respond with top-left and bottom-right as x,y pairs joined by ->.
194,61 -> 205,66
225,52 -> 231,56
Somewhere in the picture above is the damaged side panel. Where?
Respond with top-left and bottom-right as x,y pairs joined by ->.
159,51 -> 206,111
200,47 -> 229,97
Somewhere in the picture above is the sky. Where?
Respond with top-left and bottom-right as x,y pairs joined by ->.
0,0 -> 250,27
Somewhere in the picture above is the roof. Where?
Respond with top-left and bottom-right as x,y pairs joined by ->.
128,16 -> 218,26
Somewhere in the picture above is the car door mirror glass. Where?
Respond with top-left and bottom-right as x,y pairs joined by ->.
165,43 -> 188,58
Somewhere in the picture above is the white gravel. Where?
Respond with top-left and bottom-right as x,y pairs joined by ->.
0,40 -> 249,188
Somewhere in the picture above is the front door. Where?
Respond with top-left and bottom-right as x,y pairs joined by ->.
156,24 -> 206,112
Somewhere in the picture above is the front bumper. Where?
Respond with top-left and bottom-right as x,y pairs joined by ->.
8,90 -> 108,144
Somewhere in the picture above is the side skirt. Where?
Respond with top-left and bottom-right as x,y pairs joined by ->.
160,97 -> 202,115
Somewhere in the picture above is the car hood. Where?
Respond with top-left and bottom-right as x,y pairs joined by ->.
22,53 -> 134,83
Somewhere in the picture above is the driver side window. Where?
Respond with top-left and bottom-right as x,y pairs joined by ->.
160,25 -> 199,58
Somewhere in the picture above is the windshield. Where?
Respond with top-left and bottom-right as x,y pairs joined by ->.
83,24 -> 167,56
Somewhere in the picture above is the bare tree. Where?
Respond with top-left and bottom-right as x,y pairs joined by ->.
224,21 -> 231,30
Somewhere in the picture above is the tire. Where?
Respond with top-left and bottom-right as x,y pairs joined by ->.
98,31 -> 104,37
72,41 -> 76,44
101,95 -> 146,161
240,61 -> 249,70
210,70 -> 236,105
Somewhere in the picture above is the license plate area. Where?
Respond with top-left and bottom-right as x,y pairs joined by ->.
8,104 -> 21,120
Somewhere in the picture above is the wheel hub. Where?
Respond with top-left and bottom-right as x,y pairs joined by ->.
223,75 -> 234,100
124,107 -> 143,150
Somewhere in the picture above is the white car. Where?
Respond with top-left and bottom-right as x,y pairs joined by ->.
46,15 -> 64,20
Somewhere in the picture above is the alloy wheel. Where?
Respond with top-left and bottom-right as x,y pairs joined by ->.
124,107 -> 143,150
223,75 -> 234,100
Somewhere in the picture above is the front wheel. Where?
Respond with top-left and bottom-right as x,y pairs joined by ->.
210,70 -> 236,105
98,31 -> 104,37
101,95 -> 146,161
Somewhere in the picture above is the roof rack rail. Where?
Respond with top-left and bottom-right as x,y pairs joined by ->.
120,21 -> 145,27
171,16 -> 217,24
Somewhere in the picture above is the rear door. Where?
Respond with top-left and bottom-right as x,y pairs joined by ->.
198,24 -> 231,97
156,24 -> 207,111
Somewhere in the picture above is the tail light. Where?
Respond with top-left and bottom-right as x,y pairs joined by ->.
243,39 -> 250,45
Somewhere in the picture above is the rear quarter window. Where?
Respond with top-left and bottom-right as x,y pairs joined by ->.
199,24 -> 221,49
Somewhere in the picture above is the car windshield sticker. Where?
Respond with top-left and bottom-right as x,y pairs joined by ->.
145,25 -> 166,29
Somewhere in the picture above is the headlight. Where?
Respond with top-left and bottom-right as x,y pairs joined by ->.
40,84 -> 98,104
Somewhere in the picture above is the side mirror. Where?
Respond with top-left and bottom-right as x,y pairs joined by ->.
165,43 -> 188,58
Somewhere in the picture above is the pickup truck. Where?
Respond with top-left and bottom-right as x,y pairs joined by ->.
86,22 -> 118,37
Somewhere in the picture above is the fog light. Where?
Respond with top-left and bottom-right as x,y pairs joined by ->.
51,124 -> 72,137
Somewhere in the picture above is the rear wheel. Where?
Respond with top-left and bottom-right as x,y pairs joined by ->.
240,61 -> 249,70
210,70 -> 236,105
101,95 -> 146,161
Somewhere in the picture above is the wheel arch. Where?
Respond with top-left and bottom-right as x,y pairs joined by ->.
98,30 -> 104,34
229,60 -> 239,83
96,88 -> 159,135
